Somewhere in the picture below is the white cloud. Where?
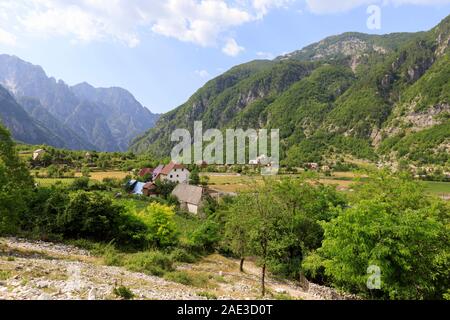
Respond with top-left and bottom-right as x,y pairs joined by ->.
195,69 -> 210,78
0,27 -> 16,46
256,51 -> 274,59
305,0 -> 450,14
0,0 -> 291,52
222,38 -> 245,56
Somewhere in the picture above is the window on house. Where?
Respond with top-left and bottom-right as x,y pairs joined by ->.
170,175 -> 173,178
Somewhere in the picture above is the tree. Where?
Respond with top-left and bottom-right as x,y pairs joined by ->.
81,166 -> 91,177
155,179 -> 177,198
223,195 -> 253,272
315,172 -> 450,299
0,124 -> 33,234
189,168 -> 200,185
137,203 -> 179,248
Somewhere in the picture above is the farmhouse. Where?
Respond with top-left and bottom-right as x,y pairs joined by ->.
152,164 -> 164,181
143,182 -> 157,197
171,184 -> 203,215
159,162 -> 190,184
32,149 -> 45,161
138,167 -> 153,178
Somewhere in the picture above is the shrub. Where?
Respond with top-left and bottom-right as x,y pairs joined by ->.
69,177 -> 90,191
164,271 -> 210,288
125,251 -> 174,276
136,203 -> 179,248
170,248 -> 197,263
188,219 -> 221,253
113,286 -> 135,300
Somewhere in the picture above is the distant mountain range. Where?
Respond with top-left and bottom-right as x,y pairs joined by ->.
0,55 -> 160,151
130,15 -> 450,167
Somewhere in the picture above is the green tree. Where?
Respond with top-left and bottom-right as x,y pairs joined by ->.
189,168 -> 200,185
0,124 -> 33,234
137,203 -> 179,248
223,195 -> 253,272
314,172 -> 450,299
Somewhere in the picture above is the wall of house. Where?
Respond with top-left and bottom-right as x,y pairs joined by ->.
162,168 -> 190,184
187,203 -> 198,215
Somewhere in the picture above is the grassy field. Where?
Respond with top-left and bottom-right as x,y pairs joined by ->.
34,170 -> 450,197
35,178 -> 76,187
422,181 -> 450,195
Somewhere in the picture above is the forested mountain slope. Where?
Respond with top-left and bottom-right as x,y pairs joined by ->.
131,15 -> 450,167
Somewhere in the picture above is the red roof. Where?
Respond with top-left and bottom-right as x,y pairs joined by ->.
138,168 -> 153,177
160,162 -> 185,175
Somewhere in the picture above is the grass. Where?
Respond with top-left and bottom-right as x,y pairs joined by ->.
0,270 -> 11,280
164,270 -> 213,288
422,181 -> 450,195
35,178 -> 75,187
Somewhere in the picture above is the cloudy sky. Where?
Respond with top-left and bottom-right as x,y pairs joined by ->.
0,0 -> 449,113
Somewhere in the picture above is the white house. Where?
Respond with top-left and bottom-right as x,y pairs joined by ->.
159,162 -> 190,184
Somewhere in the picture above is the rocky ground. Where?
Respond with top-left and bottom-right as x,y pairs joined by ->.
0,237 -> 352,300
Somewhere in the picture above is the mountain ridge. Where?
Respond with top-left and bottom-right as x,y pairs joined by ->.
130,15 -> 450,168
0,54 -> 160,151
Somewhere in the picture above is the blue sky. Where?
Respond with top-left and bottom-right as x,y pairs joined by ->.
0,1 -> 449,113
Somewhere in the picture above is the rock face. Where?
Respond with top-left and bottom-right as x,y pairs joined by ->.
0,54 -> 160,151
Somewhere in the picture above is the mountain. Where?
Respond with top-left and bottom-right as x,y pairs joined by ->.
0,85 -> 66,147
0,55 -> 160,151
130,15 -> 450,167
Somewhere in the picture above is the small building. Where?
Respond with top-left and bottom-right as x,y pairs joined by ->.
305,162 -> 319,170
85,152 -> 92,160
249,154 -> 271,165
143,182 -> 158,197
152,164 -> 165,181
138,168 -> 154,178
172,184 -> 203,215
32,149 -> 45,161
126,180 -> 146,195
159,162 -> 190,184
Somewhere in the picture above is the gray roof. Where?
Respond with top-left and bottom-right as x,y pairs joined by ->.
171,184 -> 203,206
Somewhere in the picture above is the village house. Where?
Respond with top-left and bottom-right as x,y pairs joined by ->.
152,164 -> 164,181
143,182 -> 157,197
171,184 -> 203,215
138,167 -> 154,179
32,149 -> 45,161
159,162 -> 190,184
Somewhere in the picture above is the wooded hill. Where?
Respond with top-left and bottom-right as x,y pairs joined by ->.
130,15 -> 450,168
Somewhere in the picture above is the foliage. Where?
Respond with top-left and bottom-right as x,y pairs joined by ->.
113,286 -> 135,300
124,250 -> 174,277
136,203 -> 179,248
315,172 -> 450,299
0,124 -> 34,235
188,219 -> 221,253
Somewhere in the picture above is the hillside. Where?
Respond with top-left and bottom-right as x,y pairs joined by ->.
130,15 -> 450,167
0,55 -> 160,151
0,237 -> 347,300
0,85 -> 67,147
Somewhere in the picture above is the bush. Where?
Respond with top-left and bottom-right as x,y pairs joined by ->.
113,286 -> 135,300
136,203 -> 179,248
188,219 -> 221,253
69,177 -> 90,191
125,251 -> 174,276
170,248 -> 197,263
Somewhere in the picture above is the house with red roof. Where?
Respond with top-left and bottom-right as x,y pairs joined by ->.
158,162 -> 190,184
